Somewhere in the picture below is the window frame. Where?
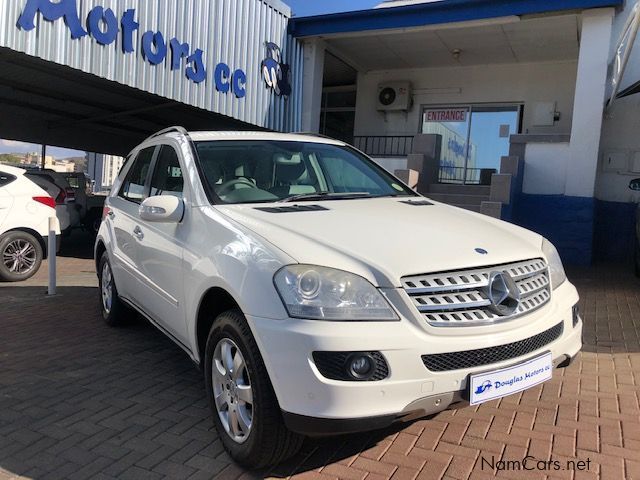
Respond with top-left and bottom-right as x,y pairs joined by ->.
148,144 -> 186,200
117,146 -> 159,205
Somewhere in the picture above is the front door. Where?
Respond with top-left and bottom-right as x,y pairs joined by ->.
108,146 -> 156,303
135,144 -> 188,345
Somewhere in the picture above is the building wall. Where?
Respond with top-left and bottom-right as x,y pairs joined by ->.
353,61 -> 578,136
595,0 -> 640,260
0,0 -> 303,132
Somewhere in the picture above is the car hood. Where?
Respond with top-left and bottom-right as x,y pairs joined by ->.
215,198 -> 544,288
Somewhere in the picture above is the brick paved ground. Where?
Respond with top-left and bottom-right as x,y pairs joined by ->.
1,232 -> 639,480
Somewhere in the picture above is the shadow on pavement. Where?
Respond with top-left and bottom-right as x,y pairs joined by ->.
57,229 -> 96,260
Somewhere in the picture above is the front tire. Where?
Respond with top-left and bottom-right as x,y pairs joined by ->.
204,309 -> 303,468
0,231 -> 43,282
635,242 -> 640,278
98,252 -> 131,326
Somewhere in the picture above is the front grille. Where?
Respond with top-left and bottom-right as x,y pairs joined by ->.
313,351 -> 389,381
421,322 -> 563,372
401,258 -> 551,327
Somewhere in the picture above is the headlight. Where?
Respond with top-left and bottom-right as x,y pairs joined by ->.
542,239 -> 566,289
274,265 -> 399,321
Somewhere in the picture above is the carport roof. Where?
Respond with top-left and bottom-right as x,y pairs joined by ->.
288,0 -> 623,37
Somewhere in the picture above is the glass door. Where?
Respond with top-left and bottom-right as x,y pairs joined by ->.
422,105 -> 521,184
422,107 -> 471,184
320,87 -> 356,144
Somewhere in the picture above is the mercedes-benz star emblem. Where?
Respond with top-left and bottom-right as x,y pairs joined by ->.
485,271 -> 521,316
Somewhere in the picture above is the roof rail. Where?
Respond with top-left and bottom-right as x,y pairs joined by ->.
291,132 -> 338,140
144,126 -> 189,143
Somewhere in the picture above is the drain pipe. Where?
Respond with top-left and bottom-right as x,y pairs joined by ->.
607,1 -> 640,110
48,216 -> 56,296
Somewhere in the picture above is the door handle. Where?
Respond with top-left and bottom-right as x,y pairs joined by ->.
133,226 -> 144,240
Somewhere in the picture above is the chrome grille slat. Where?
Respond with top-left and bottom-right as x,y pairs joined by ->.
402,258 -> 551,327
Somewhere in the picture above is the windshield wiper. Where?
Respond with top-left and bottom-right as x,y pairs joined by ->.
278,191 -> 372,203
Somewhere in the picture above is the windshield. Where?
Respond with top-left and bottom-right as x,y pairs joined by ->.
194,140 -> 416,204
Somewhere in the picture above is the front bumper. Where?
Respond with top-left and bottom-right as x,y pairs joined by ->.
281,354 -> 575,436
247,280 -> 582,435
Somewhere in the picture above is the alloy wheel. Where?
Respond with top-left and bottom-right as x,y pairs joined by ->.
212,338 -> 254,443
2,239 -> 37,275
101,262 -> 113,314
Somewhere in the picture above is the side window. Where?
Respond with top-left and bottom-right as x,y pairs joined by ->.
0,171 -> 16,188
149,146 -> 184,198
119,147 -> 155,203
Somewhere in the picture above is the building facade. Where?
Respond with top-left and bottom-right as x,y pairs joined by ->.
0,0 -> 303,155
291,0 -> 640,265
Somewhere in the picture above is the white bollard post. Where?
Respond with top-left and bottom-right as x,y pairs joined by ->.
48,216 -> 56,296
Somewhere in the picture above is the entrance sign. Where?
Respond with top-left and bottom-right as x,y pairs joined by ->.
17,0 -> 247,98
424,109 -> 468,123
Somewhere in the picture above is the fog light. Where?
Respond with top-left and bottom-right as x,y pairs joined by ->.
313,351 -> 388,382
572,305 -> 580,327
347,354 -> 375,380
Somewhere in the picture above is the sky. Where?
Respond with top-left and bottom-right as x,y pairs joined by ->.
0,139 -> 85,159
286,0 -> 378,17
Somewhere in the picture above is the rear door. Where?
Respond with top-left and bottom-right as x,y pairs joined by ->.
0,171 -> 16,230
134,144 -> 188,343
106,147 -> 157,303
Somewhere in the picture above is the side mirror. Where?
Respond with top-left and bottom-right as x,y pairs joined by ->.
630,178 -> 640,191
139,195 -> 184,223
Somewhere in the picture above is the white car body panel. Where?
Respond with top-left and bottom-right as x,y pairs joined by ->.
216,199 -> 543,288
96,130 -> 582,428
23,174 -> 78,232
0,165 -> 61,240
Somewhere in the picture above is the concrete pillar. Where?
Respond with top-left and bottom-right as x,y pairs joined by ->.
394,169 -> 420,190
301,39 -> 325,133
410,134 -> 442,193
566,9 -> 614,198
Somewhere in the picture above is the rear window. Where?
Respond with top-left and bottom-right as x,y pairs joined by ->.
66,176 -> 80,188
0,171 -> 17,188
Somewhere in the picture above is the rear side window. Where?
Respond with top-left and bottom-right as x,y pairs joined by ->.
0,171 -> 17,188
119,147 -> 155,203
150,146 -> 184,198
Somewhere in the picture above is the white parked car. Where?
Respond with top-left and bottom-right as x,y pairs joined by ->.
95,127 -> 582,468
0,165 -> 60,282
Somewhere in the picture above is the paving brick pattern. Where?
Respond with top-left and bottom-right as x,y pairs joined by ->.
0,236 -> 639,479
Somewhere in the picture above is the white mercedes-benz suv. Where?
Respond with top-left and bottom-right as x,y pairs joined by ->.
95,127 -> 582,467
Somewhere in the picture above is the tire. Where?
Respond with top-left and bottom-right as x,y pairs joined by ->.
98,252 -> 131,326
204,309 -> 303,468
635,242 -> 640,278
0,231 -> 43,282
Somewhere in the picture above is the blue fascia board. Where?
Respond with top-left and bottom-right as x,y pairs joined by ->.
289,0 -> 623,37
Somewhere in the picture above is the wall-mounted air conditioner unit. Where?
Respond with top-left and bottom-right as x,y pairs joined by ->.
377,82 -> 412,111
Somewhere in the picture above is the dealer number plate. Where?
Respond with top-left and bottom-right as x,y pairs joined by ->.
470,352 -> 553,406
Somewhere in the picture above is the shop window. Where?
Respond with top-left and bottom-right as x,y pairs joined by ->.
422,105 -> 521,184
